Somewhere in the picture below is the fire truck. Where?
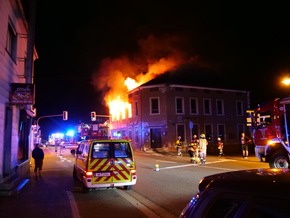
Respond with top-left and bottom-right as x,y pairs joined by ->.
76,122 -> 110,140
249,97 -> 290,168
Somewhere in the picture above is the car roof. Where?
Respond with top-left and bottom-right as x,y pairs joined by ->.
199,168 -> 290,198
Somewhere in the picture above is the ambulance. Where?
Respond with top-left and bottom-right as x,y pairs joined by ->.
73,139 -> 137,190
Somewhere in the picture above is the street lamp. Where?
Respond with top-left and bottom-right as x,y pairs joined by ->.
282,77 -> 290,85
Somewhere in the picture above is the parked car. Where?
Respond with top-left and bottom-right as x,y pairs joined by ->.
180,168 -> 290,218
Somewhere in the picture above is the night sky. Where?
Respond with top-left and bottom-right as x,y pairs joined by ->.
33,1 -> 290,137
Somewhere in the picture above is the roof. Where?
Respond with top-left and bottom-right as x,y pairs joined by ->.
141,67 -> 247,91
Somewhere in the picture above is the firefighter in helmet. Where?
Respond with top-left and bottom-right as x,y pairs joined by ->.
188,135 -> 199,163
199,133 -> 208,164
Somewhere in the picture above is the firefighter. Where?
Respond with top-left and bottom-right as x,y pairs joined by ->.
217,137 -> 224,156
188,135 -> 199,163
176,136 -> 182,156
241,132 -> 251,159
199,133 -> 208,164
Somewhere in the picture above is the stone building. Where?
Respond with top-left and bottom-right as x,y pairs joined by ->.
0,0 -> 37,195
110,70 -> 250,154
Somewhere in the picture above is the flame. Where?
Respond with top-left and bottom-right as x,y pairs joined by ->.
92,35 -> 202,121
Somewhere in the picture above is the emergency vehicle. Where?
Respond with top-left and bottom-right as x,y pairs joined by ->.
73,139 -> 137,190
248,97 -> 290,168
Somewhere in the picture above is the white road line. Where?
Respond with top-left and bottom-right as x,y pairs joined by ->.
159,159 -> 236,170
156,160 -> 177,163
115,189 -> 176,218
66,191 -> 81,218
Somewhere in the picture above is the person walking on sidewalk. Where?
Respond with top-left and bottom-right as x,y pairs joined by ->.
176,136 -> 182,156
32,144 -> 44,177
241,132 -> 251,159
199,133 -> 208,164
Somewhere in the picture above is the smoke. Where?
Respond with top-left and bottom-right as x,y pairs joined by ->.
91,34 -> 208,107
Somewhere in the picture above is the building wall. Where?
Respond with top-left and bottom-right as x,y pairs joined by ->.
112,83 -> 250,155
0,0 -> 33,187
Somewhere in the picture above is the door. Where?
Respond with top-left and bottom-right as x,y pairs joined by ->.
150,128 -> 162,148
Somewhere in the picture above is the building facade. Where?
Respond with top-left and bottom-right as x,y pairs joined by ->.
0,0 -> 37,195
111,82 -> 250,155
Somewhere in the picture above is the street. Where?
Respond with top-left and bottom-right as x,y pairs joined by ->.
0,147 -> 267,218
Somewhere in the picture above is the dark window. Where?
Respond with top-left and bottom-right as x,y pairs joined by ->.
177,124 -> 185,141
134,101 -> 138,116
176,97 -> 184,114
204,99 -> 212,115
6,23 -> 17,61
217,100 -> 224,115
151,98 -> 159,114
236,101 -> 243,116
190,98 -> 198,114
205,124 -> 213,141
217,124 -> 225,141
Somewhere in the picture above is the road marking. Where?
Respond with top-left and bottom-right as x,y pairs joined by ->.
66,191 -> 81,218
115,189 -> 176,218
156,160 -> 177,163
159,159 -> 236,170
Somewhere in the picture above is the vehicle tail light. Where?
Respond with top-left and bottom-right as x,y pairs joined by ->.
131,169 -> 136,175
85,171 -> 93,178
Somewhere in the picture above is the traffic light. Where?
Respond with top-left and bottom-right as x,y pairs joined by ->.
63,111 -> 68,120
91,111 -> 96,121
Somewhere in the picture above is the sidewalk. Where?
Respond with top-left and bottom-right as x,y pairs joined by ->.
0,148 -> 75,218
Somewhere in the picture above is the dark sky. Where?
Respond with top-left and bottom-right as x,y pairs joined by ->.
33,1 -> 290,137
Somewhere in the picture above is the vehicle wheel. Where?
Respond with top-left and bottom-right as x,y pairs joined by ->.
124,185 -> 132,190
73,167 -> 78,180
269,152 -> 289,168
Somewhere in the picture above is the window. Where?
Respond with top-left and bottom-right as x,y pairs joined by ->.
216,99 -> 224,115
203,99 -> 212,115
190,98 -> 198,114
176,124 -> 185,142
176,97 -> 184,114
134,101 -> 138,116
191,124 -> 199,139
135,126 -> 139,143
6,22 -> 17,62
236,101 -> 243,116
217,124 -> 225,141
92,143 -> 110,158
204,124 -> 213,141
114,142 -> 132,158
150,97 -> 160,114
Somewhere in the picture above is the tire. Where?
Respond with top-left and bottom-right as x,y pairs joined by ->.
124,185 -> 132,190
269,152 -> 289,168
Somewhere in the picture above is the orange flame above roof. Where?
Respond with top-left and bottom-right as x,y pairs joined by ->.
92,35 -> 203,121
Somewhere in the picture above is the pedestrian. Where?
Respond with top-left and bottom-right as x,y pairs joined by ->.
176,136 -> 182,156
188,135 -> 199,163
32,143 -> 44,177
199,133 -> 208,164
217,137 -> 224,156
241,132 -> 251,159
